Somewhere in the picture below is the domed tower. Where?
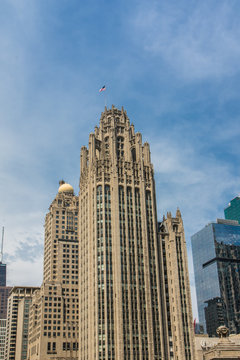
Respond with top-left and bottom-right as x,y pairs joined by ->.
79,106 -> 164,360
43,180 -> 77,283
28,181 -> 79,359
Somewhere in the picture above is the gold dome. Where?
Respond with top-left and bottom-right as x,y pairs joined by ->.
58,183 -> 74,194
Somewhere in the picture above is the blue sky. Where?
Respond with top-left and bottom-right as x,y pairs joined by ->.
0,0 -> 240,319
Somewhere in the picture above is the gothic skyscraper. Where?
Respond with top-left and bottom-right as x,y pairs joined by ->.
78,106 -> 195,360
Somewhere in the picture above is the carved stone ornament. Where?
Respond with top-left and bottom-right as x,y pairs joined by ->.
216,325 -> 229,338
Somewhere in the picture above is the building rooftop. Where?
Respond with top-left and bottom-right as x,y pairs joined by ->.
58,181 -> 74,194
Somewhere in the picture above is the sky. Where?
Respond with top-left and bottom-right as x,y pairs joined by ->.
0,0 -> 240,320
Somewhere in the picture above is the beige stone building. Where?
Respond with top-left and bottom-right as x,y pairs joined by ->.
158,211 -> 196,359
78,106 -> 196,359
5,286 -> 39,360
27,182 -> 79,359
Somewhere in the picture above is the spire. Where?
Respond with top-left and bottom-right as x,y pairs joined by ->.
1,226 -> 4,263
167,211 -> 172,219
176,208 -> 182,218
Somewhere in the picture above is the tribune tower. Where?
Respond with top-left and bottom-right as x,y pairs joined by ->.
79,106 -> 165,359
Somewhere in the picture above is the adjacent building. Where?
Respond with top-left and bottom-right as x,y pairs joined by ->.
0,264 -> 6,287
0,258 -> 11,320
191,219 -> 240,335
204,297 -> 225,337
0,287 -> 12,359
158,211 -> 196,359
0,320 -> 6,360
0,287 -> 11,320
4,286 -> 39,360
15,296 -> 33,360
78,106 -> 195,359
0,242 -> 12,359
224,196 -> 240,224
27,181 -> 79,359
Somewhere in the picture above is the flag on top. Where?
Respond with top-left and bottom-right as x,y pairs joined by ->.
99,85 -> 106,92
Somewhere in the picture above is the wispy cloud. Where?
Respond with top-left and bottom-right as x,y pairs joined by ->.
151,135 -> 239,233
149,127 -> 239,320
131,0 -> 240,80
7,258 -> 43,287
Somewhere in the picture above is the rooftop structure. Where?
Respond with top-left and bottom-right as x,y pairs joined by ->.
224,196 -> 240,224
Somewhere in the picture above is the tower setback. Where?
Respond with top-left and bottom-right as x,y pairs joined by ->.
78,106 -> 195,360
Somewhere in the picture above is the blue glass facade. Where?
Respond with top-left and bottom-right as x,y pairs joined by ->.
191,220 -> 240,334
224,196 -> 240,224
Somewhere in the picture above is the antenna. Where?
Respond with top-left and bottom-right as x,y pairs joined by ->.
1,227 -> 4,263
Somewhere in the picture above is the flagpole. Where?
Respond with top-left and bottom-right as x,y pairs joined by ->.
104,91 -> 107,108
99,85 -> 107,108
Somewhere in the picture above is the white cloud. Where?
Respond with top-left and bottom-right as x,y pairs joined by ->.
131,1 -> 240,80
7,257 -> 42,287
151,135 -> 239,230
149,130 -> 240,319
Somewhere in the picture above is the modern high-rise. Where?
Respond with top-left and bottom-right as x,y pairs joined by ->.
78,106 -> 195,359
0,255 -> 11,321
0,233 -> 12,360
204,297 -> 225,337
0,287 -> 11,320
0,264 -> 6,287
27,181 -> 79,359
0,319 -> 6,360
224,195 -> 240,224
191,219 -> 240,335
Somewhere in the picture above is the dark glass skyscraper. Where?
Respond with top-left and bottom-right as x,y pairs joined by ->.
224,196 -> 240,224
191,219 -> 240,335
0,261 -> 11,320
0,263 -> 6,287
204,297 -> 225,337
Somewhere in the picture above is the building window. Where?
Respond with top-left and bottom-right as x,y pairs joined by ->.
117,136 -> 124,159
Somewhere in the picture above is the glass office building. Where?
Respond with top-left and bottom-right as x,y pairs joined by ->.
224,196 -> 240,224
191,219 -> 240,334
0,263 -> 6,287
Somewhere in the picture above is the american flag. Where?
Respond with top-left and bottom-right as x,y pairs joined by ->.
99,85 -> 106,92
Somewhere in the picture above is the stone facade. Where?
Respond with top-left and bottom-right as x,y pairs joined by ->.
27,182 -> 79,359
158,211 -> 196,360
5,287 -> 39,360
195,327 -> 240,360
78,106 -> 195,360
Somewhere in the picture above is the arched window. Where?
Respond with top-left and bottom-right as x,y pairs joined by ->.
117,136 -> 124,159
131,147 -> 136,162
105,136 -> 109,157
